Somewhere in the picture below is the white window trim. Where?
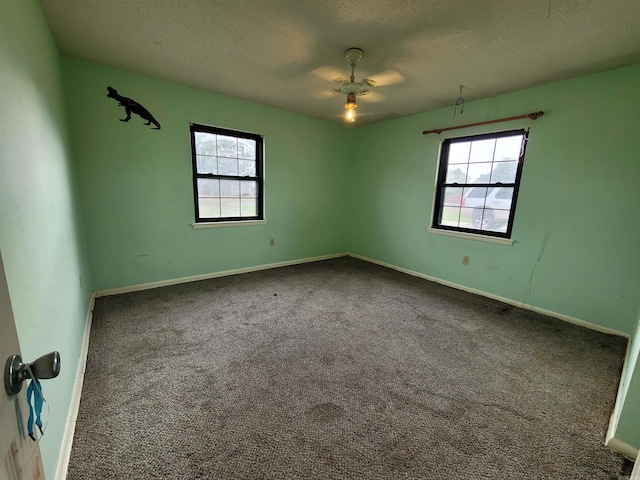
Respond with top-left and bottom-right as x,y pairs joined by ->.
426,227 -> 514,245
192,220 -> 267,229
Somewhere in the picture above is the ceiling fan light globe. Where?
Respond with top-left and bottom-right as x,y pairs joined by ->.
345,109 -> 356,123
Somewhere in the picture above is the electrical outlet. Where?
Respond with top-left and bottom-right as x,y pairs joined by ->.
462,255 -> 470,265
270,238 -> 275,246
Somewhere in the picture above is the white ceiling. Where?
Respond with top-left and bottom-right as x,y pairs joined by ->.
38,0 -> 640,126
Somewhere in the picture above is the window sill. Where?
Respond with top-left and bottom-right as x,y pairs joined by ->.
192,220 -> 267,229
426,227 -> 514,246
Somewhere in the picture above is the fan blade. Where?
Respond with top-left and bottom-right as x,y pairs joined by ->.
311,66 -> 347,83
313,90 -> 339,99
359,90 -> 385,103
364,69 -> 405,87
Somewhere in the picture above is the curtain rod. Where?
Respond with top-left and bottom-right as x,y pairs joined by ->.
422,111 -> 544,135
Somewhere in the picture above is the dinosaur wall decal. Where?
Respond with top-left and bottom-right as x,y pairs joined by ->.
107,86 -> 161,130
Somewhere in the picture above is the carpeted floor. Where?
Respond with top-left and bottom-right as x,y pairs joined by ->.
67,256 -> 632,479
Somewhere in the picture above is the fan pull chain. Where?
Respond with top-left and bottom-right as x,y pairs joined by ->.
453,85 -> 465,120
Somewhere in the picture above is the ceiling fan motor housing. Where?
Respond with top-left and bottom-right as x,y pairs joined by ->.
340,82 -> 368,95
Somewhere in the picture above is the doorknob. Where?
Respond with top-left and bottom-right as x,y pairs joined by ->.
4,351 -> 60,396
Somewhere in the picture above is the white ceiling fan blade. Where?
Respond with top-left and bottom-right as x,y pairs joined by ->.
359,90 -> 385,103
364,69 -> 405,87
313,90 -> 339,99
311,66 -> 347,83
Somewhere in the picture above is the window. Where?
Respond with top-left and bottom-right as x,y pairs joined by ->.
431,129 -> 528,238
190,124 -> 263,223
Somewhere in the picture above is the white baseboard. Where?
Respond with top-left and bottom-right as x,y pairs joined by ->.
94,250 -> 627,339
54,294 -> 95,480
94,253 -> 347,297
606,436 -> 638,461
347,253 -> 629,339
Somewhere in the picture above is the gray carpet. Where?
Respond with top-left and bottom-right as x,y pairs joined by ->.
67,256 -> 632,479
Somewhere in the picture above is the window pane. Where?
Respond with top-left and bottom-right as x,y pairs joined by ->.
464,186 -> 489,198
240,181 -> 257,198
198,197 -> 221,218
195,132 -> 215,156
467,163 -> 492,183
241,198 -> 257,217
471,208 -> 494,230
441,206 -> 461,227
459,207 -> 474,228
463,187 -> 488,208
445,165 -> 467,184
218,157 -> 238,175
217,135 -> 238,157
494,135 -> 523,161
487,188 -> 513,211
221,197 -> 240,217
490,162 -> 518,183
220,179 -> 240,196
238,159 -> 256,177
197,178 -> 220,196
448,142 -> 471,164
494,187 -> 514,200
469,139 -> 496,163
196,155 -> 217,174
487,209 -> 510,233
443,187 -> 463,207
238,138 -> 256,160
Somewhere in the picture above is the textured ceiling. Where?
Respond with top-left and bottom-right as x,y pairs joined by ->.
38,0 -> 640,126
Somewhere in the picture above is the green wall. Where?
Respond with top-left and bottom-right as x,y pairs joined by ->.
348,65 -> 640,336
0,1 -> 93,478
63,58 -> 352,292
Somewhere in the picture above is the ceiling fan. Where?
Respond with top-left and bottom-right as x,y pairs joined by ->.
338,48 -> 369,123
312,48 -> 405,123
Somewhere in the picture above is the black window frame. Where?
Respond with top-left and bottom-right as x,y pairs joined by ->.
190,123 -> 264,223
431,129 -> 529,239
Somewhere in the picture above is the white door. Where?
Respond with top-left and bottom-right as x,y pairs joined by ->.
0,250 -> 44,480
